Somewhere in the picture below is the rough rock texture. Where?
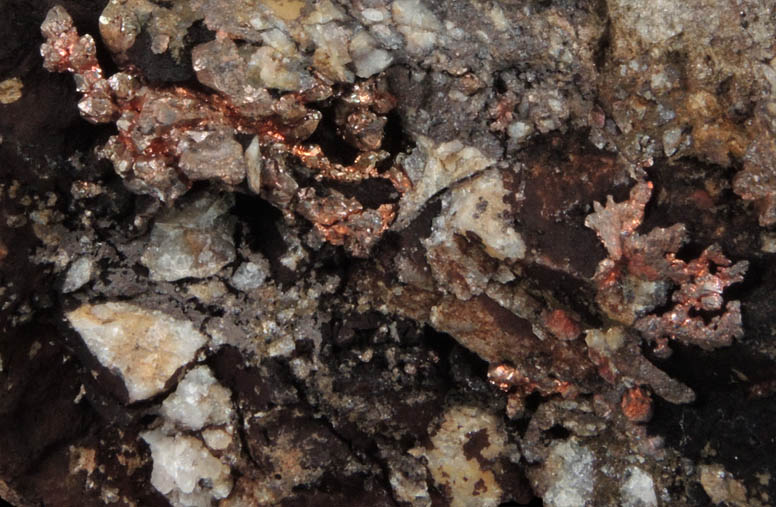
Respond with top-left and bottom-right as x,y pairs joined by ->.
141,430 -> 233,507
66,302 -> 209,402
2,0 -> 776,505
409,404 -> 518,507
140,193 -> 237,282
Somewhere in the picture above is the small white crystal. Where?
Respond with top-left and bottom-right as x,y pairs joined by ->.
161,366 -> 233,431
542,440 -> 595,507
392,0 -> 442,54
142,430 -> 232,507
245,135 -> 262,194
362,8 -> 385,23
201,428 -> 233,451
507,121 -> 533,141
62,257 -> 94,293
229,258 -> 270,291
662,127 -> 682,156
620,467 -> 658,507
350,31 -> 393,78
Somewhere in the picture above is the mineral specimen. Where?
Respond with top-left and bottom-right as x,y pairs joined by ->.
620,467 -> 658,507
586,180 -> 748,349
61,257 -> 94,293
532,439 -> 595,507
160,365 -> 234,431
410,404 -> 518,507
2,0 -> 775,505
0,77 -> 22,105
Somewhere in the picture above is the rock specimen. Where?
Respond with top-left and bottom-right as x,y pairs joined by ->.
160,366 -> 234,431
410,404 -> 518,507
1,0 -> 776,505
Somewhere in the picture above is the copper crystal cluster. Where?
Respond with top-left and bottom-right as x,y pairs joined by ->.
41,4 -> 402,257
2,0 -> 776,505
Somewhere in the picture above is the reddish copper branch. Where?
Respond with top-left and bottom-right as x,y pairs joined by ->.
635,245 -> 747,350
587,180 -> 748,350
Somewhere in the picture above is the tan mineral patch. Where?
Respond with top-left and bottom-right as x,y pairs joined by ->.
411,405 -> 507,507
261,0 -> 306,21
0,78 -> 23,104
395,136 -> 496,229
447,169 -> 526,260
202,428 -> 233,451
69,446 -> 97,475
700,464 -> 749,507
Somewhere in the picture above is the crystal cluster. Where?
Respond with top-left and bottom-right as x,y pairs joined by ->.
586,181 -> 748,350
41,4 -> 404,256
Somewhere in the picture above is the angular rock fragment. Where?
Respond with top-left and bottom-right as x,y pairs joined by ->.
386,454 -> 432,507
392,0 -> 442,55
141,430 -> 232,507
620,467 -> 658,507
229,258 -> 270,291
141,193 -> 236,282
531,439 -> 595,507
244,135 -> 262,194
62,257 -> 94,293
432,169 -> 526,263
65,302 -> 208,402
699,464 -> 749,507
350,31 -> 393,78
420,168 -> 525,299
177,129 -> 246,186
394,136 -> 496,229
